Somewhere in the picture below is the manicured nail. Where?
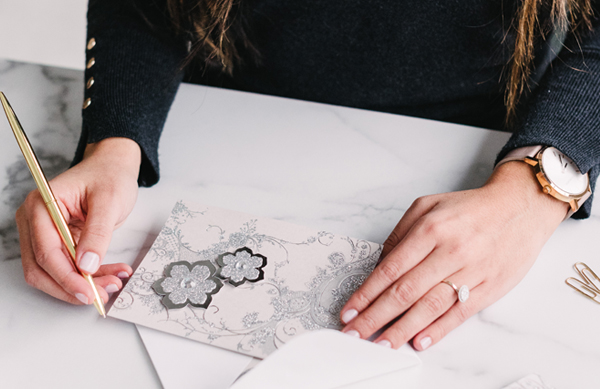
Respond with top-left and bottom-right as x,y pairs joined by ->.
377,339 -> 392,348
342,309 -> 358,324
75,293 -> 89,305
344,330 -> 361,338
79,252 -> 100,274
117,271 -> 130,279
420,336 -> 432,350
105,284 -> 119,294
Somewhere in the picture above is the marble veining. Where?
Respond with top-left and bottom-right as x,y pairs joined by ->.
0,60 -> 81,261
1,59 -> 599,389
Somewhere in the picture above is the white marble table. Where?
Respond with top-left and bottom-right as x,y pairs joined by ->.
1,59 -> 599,389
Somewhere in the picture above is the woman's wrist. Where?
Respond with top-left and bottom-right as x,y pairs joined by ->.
82,137 -> 142,179
485,161 -> 569,223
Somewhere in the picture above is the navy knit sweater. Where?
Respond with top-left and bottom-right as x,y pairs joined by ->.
76,0 -> 600,218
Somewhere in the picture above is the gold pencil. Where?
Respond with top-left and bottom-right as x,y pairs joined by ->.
0,91 -> 106,317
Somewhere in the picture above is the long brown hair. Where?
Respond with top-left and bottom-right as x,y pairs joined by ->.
506,0 -> 593,124
166,0 -> 593,126
166,0 -> 259,74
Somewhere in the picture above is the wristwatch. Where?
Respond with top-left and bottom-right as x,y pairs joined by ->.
496,145 -> 592,219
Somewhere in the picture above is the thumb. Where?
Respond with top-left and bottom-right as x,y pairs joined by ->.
76,196 -> 121,275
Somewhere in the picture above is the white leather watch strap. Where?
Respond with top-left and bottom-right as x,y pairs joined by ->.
496,145 -> 542,167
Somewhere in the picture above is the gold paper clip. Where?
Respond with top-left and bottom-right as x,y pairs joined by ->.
565,262 -> 600,304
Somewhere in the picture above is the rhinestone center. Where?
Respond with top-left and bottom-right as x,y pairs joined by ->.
180,277 -> 197,289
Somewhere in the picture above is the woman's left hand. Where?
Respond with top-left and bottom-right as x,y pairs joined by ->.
340,162 -> 569,350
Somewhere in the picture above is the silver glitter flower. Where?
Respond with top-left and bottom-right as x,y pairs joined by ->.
216,247 -> 267,286
153,261 -> 223,309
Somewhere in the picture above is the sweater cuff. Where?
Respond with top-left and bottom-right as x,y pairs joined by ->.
71,0 -> 187,187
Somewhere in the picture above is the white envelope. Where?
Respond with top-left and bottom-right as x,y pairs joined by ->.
136,325 -> 254,389
138,325 -> 421,389
231,330 -> 421,389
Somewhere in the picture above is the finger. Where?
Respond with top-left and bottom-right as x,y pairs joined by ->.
381,196 -> 438,259
24,194 -> 96,303
374,275 -> 482,349
341,218 -> 437,322
94,263 -> 133,279
76,193 -> 123,275
17,207 -> 93,304
412,281 -> 490,351
342,250 -> 460,339
93,275 -> 124,295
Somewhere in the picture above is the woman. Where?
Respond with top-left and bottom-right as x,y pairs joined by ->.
16,0 -> 600,351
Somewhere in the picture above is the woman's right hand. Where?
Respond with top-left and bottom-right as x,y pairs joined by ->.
15,137 -> 141,306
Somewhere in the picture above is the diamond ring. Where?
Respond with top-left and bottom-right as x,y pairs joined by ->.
441,280 -> 469,303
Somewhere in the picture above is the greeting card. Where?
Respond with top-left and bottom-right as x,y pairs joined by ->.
109,201 -> 381,359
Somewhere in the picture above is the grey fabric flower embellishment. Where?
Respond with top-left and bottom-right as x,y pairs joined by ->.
216,247 -> 267,286
153,261 -> 223,309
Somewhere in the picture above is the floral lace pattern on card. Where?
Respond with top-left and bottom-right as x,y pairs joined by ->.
111,201 -> 382,359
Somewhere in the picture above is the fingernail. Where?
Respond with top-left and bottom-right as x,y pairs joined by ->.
75,293 -> 89,305
342,309 -> 358,324
420,336 -> 432,350
377,340 -> 392,348
105,284 -> 119,294
117,271 -> 130,279
344,330 -> 361,338
79,252 -> 100,274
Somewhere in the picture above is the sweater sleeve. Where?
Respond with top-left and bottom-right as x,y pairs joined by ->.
72,0 -> 187,187
496,8 -> 600,219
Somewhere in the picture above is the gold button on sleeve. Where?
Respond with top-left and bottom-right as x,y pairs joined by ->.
86,77 -> 95,89
87,38 -> 96,50
82,98 -> 92,109
86,58 -> 95,69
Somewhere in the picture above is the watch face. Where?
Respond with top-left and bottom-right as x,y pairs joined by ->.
540,147 -> 589,195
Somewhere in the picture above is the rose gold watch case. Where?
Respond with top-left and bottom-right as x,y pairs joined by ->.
524,147 -> 592,214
